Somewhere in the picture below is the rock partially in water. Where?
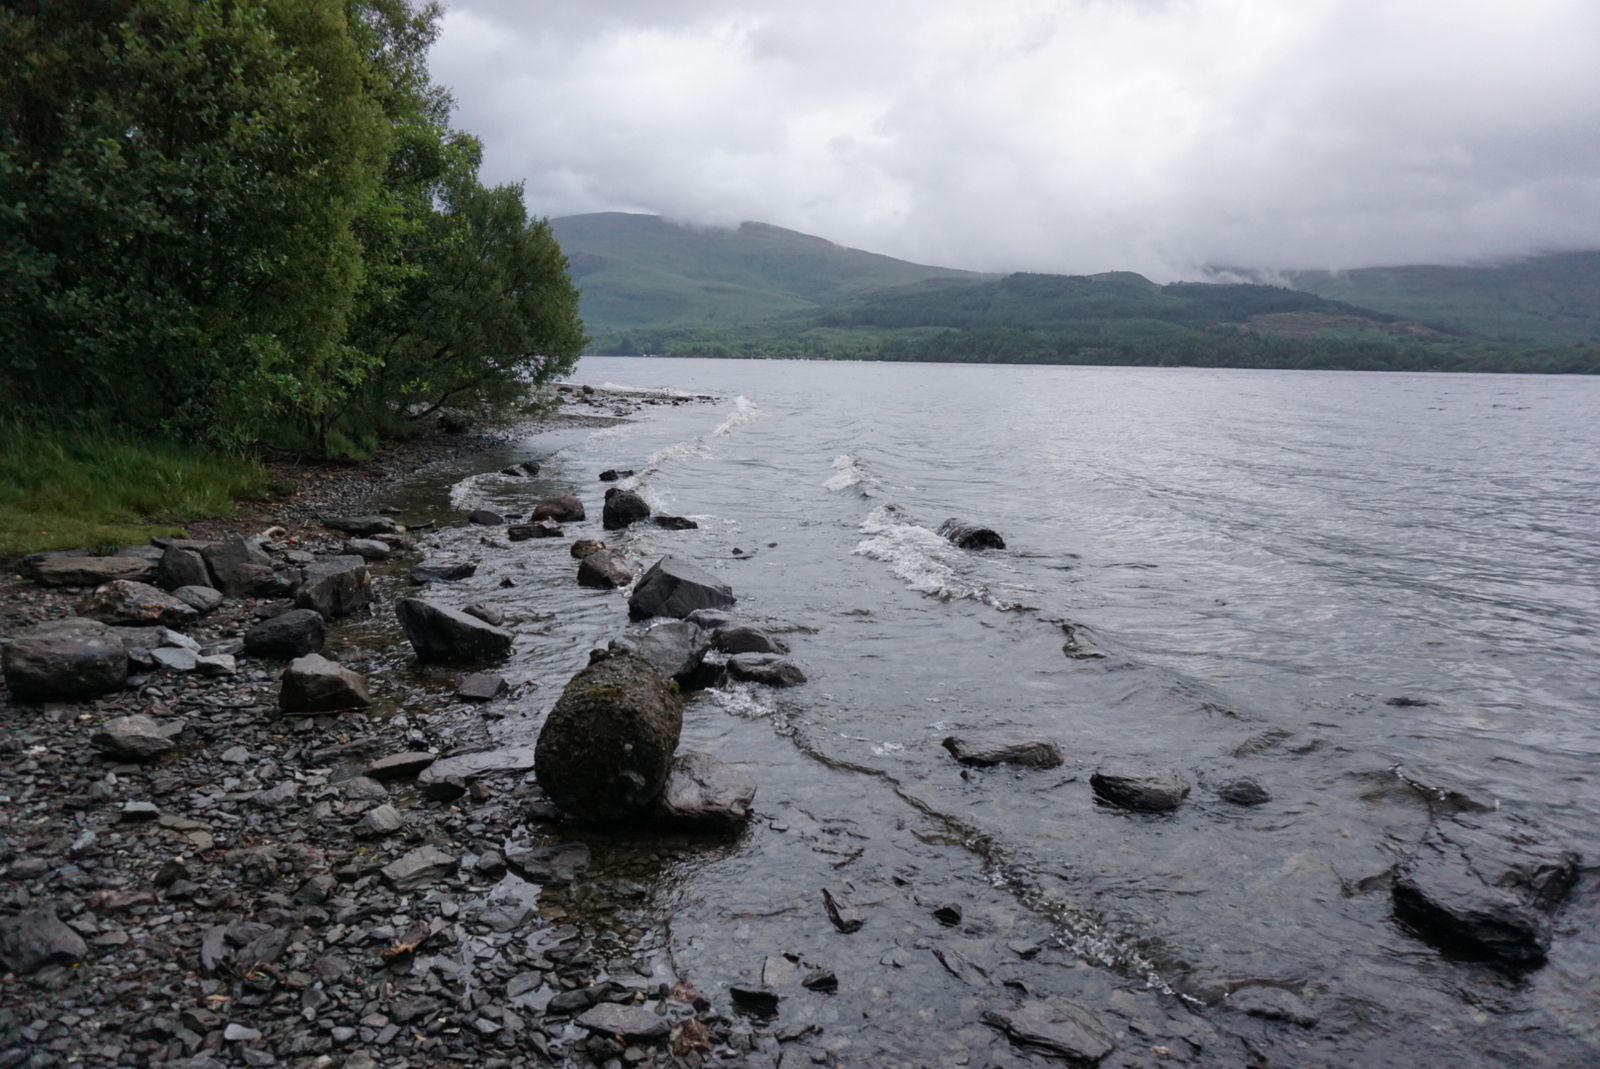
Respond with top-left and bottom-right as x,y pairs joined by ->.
294,555 -> 372,618
532,493 -> 586,523
686,608 -> 738,630
726,652 -> 806,687
655,751 -> 757,827
509,520 -> 563,541
534,653 -> 683,823
942,730 -> 1063,769
602,488 -> 651,530
982,999 -> 1115,1064
629,557 -> 736,620
577,548 -> 633,589
409,560 -> 477,583
242,608 -> 326,660
653,515 -> 699,530
201,536 -> 275,596
598,468 -> 635,482
576,1003 -> 669,1041
0,905 -> 88,974
321,514 -> 398,536
344,537 -> 390,560
91,713 -> 179,760
713,625 -> 788,655
279,653 -> 371,714
1214,776 -> 1272,806
609,621 -> 711,684
1229,986 -> 1318,1027
467,508 -> 505,526
462,602 -> 505,627
34,555 -> 156,588
396,598 -> 513,664
570,538 -> 605,559
1392,814 -> 1580,967
155,546 -> 212,592
1091,762 -> 1191,812
504,843 -> 590,884
822,887 -> 863,933
456,671 -> 508,701
1,618 -> 127,702
937,518 -> 1007,550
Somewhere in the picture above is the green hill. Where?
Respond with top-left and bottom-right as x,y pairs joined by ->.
1287,252 -> 1600,346
549,212 -> 982,348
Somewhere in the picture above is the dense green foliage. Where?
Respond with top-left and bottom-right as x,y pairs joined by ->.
1,0 -> 585,455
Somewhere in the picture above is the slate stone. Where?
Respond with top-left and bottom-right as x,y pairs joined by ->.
1090,762 -> 1191,812
364,751 -> 437,781
294,555 -> 372,618
195,653 -> 236,677
532,493 -> 586,522
344,538 -> 390,560
173,585 -> 224,614
201,536 -> 276,596
1215,776 -> 1272,806
655,751 -> 757,827
151,646 -> 198,672
608,620 -> 711,683
1229,987 -> 1318,1027
320,515 -> 399,536
79,580 -> 198,627
576,1003 -> 670,1040
279,653 -> 371,714
409,560 -> 477,583
456,672 -> 508,701
381,845 -> 458,891
2,617 -> 127,701
577,549 -> 633,589
712,625 -> 788,655
353,804 -> 404,837
685,608 -> 738,630
652,515 -> 699,530
91,713 -> 178,760
628,556 -> 736,620
33,555 -> 157,587
242,609 -> 326,660
982,999 -> 1115,1064
467,509 -> 505,525
395,598 -> 513,664
16,549 -> 87,580
503,843 -> 591,885
942,731 -> 1063,769
155,547 -> 213,592
509,520 -> 563,541
726,652 -> 806,687
936,518 -> 1007,550
602,489 -> 651,530
461,602 -> 506,627
0,906 -> 88,973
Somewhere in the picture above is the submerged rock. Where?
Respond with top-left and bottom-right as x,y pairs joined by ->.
456,671 -> 508,701
532,493 -> 585,523
1,618 -> 127,702
1091,762 -> 1191,812
598,468 -> 635,482
409,560 -> 477,583
294,555 -> 372,617
1214,776 -> 1272,806
602,488 -> 651,530
279,653 -> 370,714
396,598 -> 513,664
509,520 -> 563,540
726,652 -> 806,687
943,731 -> 1063,769
628,556 -> 736,620
242,608 -> 326,660
937,518 -> 1007,550
982,999 -> 1115,1064
1229,986 -> 1318,1027
577,548 -> 633,589
655,751 -> 757,828
653,514 -> 699,530
609,620 -> 711,684
534,653 -> 683,823
1392,814 -> 1580,967
570,538 -> 605,559
34,555 -> 156,588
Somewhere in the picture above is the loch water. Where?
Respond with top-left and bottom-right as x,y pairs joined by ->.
372,358 -> 1600,1068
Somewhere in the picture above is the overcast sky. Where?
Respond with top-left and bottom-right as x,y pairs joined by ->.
432,0 -> 1600,279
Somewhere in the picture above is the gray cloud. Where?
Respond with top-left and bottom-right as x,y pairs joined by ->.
432,0 -> 1600,278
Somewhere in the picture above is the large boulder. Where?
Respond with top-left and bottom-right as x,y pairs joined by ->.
1,618 -> 127,702
577,549 -> 633,589
154,546 -> 213,592
532,493 -> 585,523
294,555 -> 372,618
1392,814 -> 1580,967
655,752 -> 757,827
201,536 -> 275,596
628,557 -> 735,620
603,489 -> 651,530
395,598 -> 513,664
534,654 -> 684,823
242,609 -> 326,660
608,621 -> 711,684
726,652 -> 806,688
937,519 -> 1006,550
943,731 -> 1063,769
279,654 -> 371,714
1090,762 -> 1190,812
79,580 -> 198,628
34,555 -> 156,587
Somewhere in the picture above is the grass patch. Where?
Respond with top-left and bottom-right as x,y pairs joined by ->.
0,422 -> 288,559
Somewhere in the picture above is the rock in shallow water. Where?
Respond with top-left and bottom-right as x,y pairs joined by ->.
937,518 -> 1007,550
396,598 -> 512,664
294,555 -> 371,617
726,652 -> 806,687
628,556 -> 735,620
982,999 -> 1115,1063
577,548 -> 633,589
509,520 -> 563,541
535,653 -> 683,823
532,493 -> 585,523
2,617 -> 127,701
712,624 -> 787,655
279,653 -> 370,713
409,560 -> 477,583
602,488 -> 651,530
655,751 -> 757,827
1090,762 -> 1190,812
1392,813 -> 1580,967
1214,776 -> 1272,806
609,621 -> 711,684
943,730 -> 1063,769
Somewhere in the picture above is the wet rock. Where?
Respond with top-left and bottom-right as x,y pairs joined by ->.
730,986 -> 781,1014
174,585 -> 224,614
629,556 -> 736,620
509,520 -> 564,541
726,652 -> 806,687
576,1003 -> 670,1041
937,518 -> 1007,550
354,804 -> 404,837
294,555 -> 372,618
598,468 -> 634,482
1215,776 -> 1272,806
382,845 -> 457,891
1229,986 -> 1318,1027
396,598 -> 513,664
822,887 -> 863,933
532,493 -> 586,523
655,751 -> 757,827
456,672 -> 508,701
577,548 -> 634,589
609,620 -> 711,683
686,608 -> 738,630
653,515 -> 699,530
570,539 -> 605,559
321,515 -> 399,536
279,653 -> 371,714
468,508 -> 505,525
421,745 -> 536,785
932,903 -> 963,926
345,537 -> 390,560
504,843 -> 590,884
155,547 -> 213,592
933,946 -> 989,986
535,653 -> 683,823
712,625 -> 788,655
1392,814 -> 1580,967
462,602 -> 506,627
982,999 -> 1115,1064
201,536 -> 276,596
242,609 -> 326,660
603,488 -> 651,530
0,906 -> 88,973
80,579 -> 199,627
516,460 -> 542,475
1091,762 -> 1191,812
2,617 -> 127,701
34,555 -> 157,587
942,731 -> 1063,770
91,713 -> 179,759
365,751 -> 437,781
409,559 -> 477,583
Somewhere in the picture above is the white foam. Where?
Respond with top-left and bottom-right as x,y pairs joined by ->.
711,396 -> 760,437
824,454 -> 880,495
854,504 -> 1016,608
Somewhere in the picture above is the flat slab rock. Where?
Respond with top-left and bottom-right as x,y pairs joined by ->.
2,617 -> 127,702
365,751 -> 437,781
419,746 -> 536,785
1392,813 -> 1580,967
943,730 -> 1063,769
982,999 -> 1115,1064
80,580 -> 198,627
34,555 -> 156,587
382,845 -> 457,891
1090,762 -> 1191,812
576,1002 -> 669,1040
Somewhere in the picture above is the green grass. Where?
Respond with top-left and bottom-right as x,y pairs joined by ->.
0,422 -> 287,559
